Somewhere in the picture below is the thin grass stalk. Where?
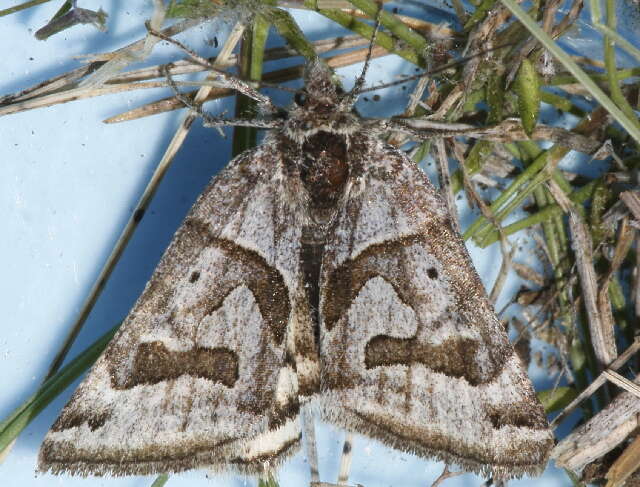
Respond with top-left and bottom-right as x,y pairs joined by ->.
499,0 -> 640,144
0,324 -> 119,455
602,0 -> 640,147
0,0 -> 51,16
232,15 -> 269,156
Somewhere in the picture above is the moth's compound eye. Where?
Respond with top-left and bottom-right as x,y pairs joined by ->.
294,92 -> 307,106
275,108 -> 289,120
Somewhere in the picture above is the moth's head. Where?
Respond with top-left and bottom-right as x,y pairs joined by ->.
299,60 -> 343,105
284,59 -> 360,142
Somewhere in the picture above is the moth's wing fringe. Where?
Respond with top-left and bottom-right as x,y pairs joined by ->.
37,433 -> 302,477
309,400 -> 548,480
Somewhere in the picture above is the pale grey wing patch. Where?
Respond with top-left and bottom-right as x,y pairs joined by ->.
321,236 -> 509,385
40,285 -> 292,475
317,143 -> 553,479
326,139 -> 449,267
38,147 -> 309,476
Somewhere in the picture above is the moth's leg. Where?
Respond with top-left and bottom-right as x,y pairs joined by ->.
146,22 -> 277,112
337,433 -> 354,485
302,408 -> 320,483
160,64 -> 283,130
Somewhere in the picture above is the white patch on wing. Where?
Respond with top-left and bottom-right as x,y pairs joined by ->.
236,416 -> 300,462
275,366 -> 298,406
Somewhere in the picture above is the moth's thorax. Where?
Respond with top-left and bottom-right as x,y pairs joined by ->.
299,131 -> 348,205
282,102 -> 361,144
278,62 -> 368,225
279,126 -> 365,228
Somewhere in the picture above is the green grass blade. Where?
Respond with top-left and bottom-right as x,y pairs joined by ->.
303,0 -> 426,67
232,14 -> 270,157
499,0 -> 640,144
538,386 -> 579,413
345,0 -> 429,54
150,473 -> 170,487
476,180 -> 598,247
0,324 -> 119,454
266,7 -> 318,60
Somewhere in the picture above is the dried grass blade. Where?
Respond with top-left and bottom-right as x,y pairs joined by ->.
549,180 -> 617,367
552,373 -> 640,471
605,434 -> 640,487
551,338 -> 640,427
105,45 -> 388,123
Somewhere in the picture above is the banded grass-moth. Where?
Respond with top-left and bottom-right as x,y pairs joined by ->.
35,50 -> 553,482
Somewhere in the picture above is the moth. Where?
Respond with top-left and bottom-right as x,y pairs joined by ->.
38,59 -> 554,480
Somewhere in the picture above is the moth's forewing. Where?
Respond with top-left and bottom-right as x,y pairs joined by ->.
315,137 -> 553,479
38,146 -> 309,476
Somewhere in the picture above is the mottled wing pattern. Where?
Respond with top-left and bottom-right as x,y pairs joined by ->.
38,144 -> 311,476
316,139 -> 554,479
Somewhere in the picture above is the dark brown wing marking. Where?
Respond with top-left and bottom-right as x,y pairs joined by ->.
322,234 -> 510,384
123,342 -> 239,388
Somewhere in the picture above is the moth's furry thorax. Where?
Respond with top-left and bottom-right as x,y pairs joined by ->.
275,60 -> 379,229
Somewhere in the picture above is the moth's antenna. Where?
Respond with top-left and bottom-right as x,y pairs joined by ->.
357,42 -> 515,94
344,5 -> 383,107
146,22 -> 278,114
